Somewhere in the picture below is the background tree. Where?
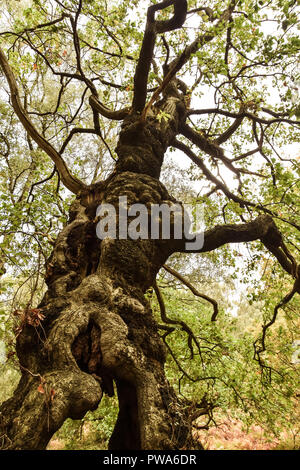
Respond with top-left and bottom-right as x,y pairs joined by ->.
0,0 -> 299,450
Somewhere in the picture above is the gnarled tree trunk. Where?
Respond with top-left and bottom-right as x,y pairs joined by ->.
0,90 -> 202,450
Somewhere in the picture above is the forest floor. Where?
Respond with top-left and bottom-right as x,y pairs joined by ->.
47,415 -> 299,450
194,416 -> 299,450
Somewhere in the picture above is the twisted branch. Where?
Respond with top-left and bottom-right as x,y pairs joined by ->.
133,0 -> 187,112
0,47 -> 85,195
163,264 -> 219,321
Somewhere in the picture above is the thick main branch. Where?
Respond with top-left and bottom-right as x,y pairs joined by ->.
132,0 -> 187,112
175,215 -> 299,286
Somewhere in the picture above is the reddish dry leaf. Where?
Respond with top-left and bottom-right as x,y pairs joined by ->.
37,383 -> 45,394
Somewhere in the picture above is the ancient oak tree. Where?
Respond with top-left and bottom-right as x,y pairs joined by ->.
0,0 -> 299,450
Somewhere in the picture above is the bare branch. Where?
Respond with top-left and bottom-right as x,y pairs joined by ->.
89,95 -> 130,121
187,107 -> 300,126
132,0 -> 187,112
27,166 -> 57,202
59,128 -> 98,154
254,266 -> 300,374
69,1 -> 98,97
153,281 -> 204,362
0,13 -> 70,36
163,264 -> 219,321
215,105 -> 245,145
0,47 -> 85,194
141,3 -> 237,121
154,0 -> 188,34
175,214 -> 299,285
180,122 -> 227,162
172,138 -> 300,232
